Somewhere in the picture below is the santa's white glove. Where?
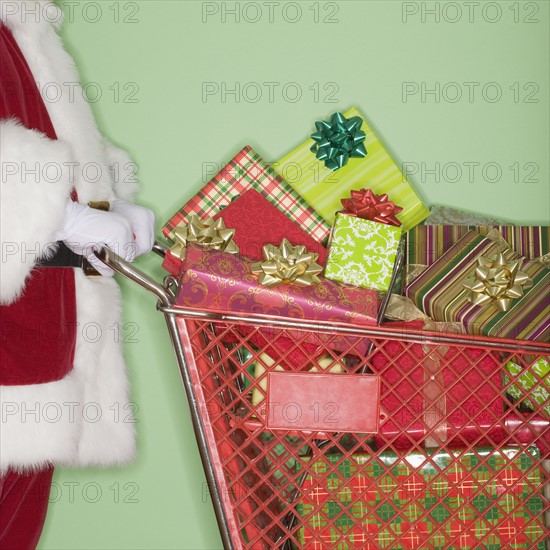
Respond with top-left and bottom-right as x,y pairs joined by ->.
54,200 -> 137,276
110,199 -> 156,257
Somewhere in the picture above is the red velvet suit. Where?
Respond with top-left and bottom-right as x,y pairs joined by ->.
0,22 -> 72,549
0,4 -> 139,547
0,23 -> 76,386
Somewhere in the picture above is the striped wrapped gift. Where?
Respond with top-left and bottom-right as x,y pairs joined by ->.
295,447 -> 546,549
405,231 -> 550,341
406,225 -> 550,267
273,107 -> 429,232
162,146 -> 330,243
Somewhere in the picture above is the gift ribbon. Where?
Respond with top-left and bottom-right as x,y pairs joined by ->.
341,188 -> 403,227
537,252 -> 550,269
463,253 -> 533,312
385,295 -> 467,447
310,112 -> 367,171
422,322 -> 449,449
170,215 -> 239,260
251,239 -> 322,287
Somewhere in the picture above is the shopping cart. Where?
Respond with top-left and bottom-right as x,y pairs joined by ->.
96,245 -> 550,549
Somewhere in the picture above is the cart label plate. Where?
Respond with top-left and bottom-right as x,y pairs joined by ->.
265,372 -> 380,433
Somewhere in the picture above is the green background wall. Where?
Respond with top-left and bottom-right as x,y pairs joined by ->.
38,1 -> 548,548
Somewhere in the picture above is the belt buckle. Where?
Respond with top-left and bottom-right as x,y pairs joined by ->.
82,257 -> 102,277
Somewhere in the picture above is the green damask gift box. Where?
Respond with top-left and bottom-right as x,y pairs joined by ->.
324,189 -> 402,292
296,447 -> 546,549
274,108 -> 429,231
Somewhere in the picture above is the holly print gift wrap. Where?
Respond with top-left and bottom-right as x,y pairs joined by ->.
273,107 -> 429,231
295,447 -> 546,549
324,209 -> 402,293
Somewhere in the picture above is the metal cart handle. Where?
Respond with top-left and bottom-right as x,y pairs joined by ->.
93,243 -> 173,307
94,242 -> 550,355
94,242 -> 237,549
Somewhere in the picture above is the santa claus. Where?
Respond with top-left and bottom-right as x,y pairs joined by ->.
0,1 -> 155,547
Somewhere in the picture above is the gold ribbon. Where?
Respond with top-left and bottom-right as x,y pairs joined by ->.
170,215 -> 239,260
463,253 -> 533,312
536,252 -> 550,269
251,239 -> 322,287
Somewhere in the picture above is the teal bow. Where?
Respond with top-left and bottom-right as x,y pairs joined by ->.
310,112 -> 367,171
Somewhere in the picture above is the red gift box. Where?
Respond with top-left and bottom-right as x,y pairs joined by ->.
162,189 -> 328,276
212,189 -> 327,263
370,321 -> 505,449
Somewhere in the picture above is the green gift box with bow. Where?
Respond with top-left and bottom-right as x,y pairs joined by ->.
324,189 -> 403,293
273,107 -> 429,232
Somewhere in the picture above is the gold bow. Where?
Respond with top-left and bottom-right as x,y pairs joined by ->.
463,253 -> 533,312
251,239 -> 322,287
170,215 -> 239,260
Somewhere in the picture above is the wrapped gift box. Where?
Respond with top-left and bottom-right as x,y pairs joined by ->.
162,189 -> 327,275
405,231 -> 550,341
223,330 -> 330,374
250,353 -> 345,407
176,244 -> 379,327
212,189 -> 327,263
295,447 -> 546,549
406,225 -> 550,273
273,107 -> 429,231
324,212 -> 402,292
504,357 -> 550,418
163,145 -> 330,243
369,321 -> 505,449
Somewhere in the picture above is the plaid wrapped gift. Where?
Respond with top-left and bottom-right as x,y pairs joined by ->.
163,146 -> 330,243
405,231 -> 550,341
274,107 -> 429,231
295,447 -> 546,549
406,225 -> 550,271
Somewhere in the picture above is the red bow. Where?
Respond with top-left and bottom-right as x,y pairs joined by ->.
341,189 -> 403,227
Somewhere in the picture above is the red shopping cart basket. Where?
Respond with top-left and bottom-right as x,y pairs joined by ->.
98,246 -> 550,550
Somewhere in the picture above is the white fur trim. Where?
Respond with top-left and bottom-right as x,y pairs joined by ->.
103,139 -> 140,202
72,269 -> 136,467
0,119 -> 73,304
1,6 -> 138,470
0,270 -> 136,473
0,1 -> 62,34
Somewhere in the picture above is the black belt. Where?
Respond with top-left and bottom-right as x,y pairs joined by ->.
36,201 -> 111,276
37,242 -> 83,268
37,243 -> 101,276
